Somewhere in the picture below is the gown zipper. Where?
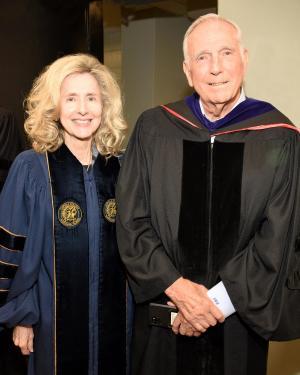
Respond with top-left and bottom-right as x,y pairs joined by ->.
207,135 -> 215,287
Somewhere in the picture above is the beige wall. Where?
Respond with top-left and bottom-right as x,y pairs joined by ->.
121,17 -> 191,132
219,1 -> 300,374
268,341 -> 300,375
121,18 -> 156,131
219,0 -> 300,126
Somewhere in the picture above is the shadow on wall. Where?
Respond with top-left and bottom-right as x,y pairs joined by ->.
268,340 -> 300,375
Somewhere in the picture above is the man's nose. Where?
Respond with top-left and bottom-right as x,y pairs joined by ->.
210,56 -> 222,75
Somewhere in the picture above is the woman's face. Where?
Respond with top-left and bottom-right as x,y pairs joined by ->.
59,72 -> 102,145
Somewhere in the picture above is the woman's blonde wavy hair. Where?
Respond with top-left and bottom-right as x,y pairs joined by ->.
24,53 -> 127,156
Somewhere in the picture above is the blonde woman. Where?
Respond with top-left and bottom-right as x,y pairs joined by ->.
0,54 -> 129,375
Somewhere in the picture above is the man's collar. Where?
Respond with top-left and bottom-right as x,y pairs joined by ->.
199,88 -> 246,121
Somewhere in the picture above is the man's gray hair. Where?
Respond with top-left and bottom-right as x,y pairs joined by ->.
183,13 -> 243,61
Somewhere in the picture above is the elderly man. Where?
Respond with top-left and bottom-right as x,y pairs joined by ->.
117,13 -> 300,375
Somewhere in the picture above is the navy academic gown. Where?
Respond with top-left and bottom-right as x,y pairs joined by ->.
0,108 -> 26,375
116,97 -> 300,375
0,144 -> 129,375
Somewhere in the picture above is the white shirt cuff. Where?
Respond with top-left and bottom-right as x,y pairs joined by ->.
207,281 -> 236,318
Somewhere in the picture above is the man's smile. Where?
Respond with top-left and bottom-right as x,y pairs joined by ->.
208,81 -> 229,86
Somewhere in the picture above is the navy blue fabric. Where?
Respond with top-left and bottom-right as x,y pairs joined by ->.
0,227 -> 25,252
48,146 -> 90,375
84,166 -> 101,374
185,93 -> 275,131
0,149 -> 131,375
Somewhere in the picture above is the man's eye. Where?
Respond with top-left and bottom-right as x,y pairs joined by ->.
66,97 -> 75,102
197,55 -> 207,62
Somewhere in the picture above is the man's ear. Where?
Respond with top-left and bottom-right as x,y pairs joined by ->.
183,61 -> 193,88
242,48 -> 249,73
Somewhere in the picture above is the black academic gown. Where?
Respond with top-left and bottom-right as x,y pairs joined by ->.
116,100 -> 300,375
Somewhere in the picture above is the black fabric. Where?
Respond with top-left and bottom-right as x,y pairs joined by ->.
0,329 -> 27,375
0,108 -> 22,164
48,145 -> 89,375
0,262 -> 18,279
117,100 -> 300,375
0,291 -> 9,305
0,109 -> 23,189
177,326 -> 224,375
223,315 -> 268,375
0,227 -> 26,252
93,156 -> 127,375
287,235 -> 300,289
210,141 -> 244,285
176,140 -> 245,374
131,302 -> 177,375
178,140 -> 244,288
178,140 -> 210,282
0,159 -> 12,169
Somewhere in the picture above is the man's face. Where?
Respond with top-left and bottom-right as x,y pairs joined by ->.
183,20 -> 248,109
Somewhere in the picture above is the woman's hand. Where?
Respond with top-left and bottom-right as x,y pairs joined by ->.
12,325 -> 34,355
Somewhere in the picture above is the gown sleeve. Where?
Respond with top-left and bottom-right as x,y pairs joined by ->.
116,115 -> 181,303
220,132 -> 300,340
0,153 -> 47,328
